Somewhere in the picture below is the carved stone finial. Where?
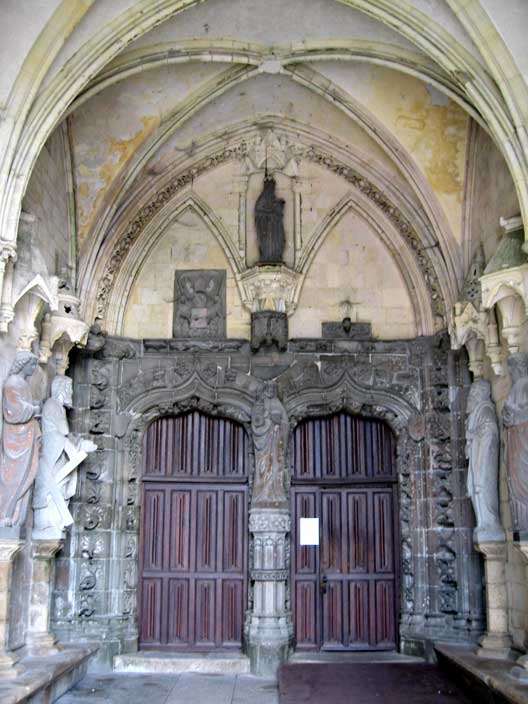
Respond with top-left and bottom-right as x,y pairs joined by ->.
461,246 -> 485,306
255,174 -> 285,264
0,352 -> 40,529
466,380 -> 504,542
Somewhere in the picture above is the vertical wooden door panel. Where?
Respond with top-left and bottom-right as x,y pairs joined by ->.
169,490 -> 191,571
140,578 -> 162,644
140,413 -> 248,651
295,581 -> 318,647
292,413 -> 398,652
143,489 -> 165,571
167,579 -> 190,644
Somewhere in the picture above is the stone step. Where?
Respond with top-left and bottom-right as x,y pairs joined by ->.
113,652 -> 251,675
289,651 -> 424,664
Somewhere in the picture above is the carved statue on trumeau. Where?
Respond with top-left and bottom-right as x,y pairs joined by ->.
33,375 -> 96,539
255,174 -> 285,264
503,353 -> 528,534
251,382 -> 289,508
465,380 -> 504,542
0,351 -> 41,528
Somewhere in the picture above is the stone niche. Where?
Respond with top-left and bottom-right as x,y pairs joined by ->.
52,331 -> 484,666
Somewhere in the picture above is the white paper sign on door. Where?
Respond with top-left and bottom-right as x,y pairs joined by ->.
300,517 -> 319,546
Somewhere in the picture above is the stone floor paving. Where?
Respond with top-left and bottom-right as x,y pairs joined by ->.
56,672 -> 279,704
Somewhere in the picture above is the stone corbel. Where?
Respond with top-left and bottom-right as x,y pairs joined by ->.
452,301 -> 505,376
240,264 -> 303,315
12,274 -> 59,352
39,293 -> 89,372
0,242 -> 17,333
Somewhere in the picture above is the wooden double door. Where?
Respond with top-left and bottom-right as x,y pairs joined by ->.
291,413 -> 399,651
139,412 -> 248,651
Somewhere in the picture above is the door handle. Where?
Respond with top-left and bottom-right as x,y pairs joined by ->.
321,575 -> 328,594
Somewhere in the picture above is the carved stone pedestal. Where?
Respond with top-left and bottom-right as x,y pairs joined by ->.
510,541 -> 528,680
0,538 -> 24,677
26,539 -> 63,655
248,509 -> 291,677
475,541 -> 513,659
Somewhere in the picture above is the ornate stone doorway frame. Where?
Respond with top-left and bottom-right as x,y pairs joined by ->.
53,335 -> 484,670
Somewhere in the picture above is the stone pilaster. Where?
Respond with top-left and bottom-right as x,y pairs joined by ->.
26,539 -> 63,655
248,509 -> 291,677
0,539 -> 24,676
511,542 -> 528,679
474,541 -> 513,659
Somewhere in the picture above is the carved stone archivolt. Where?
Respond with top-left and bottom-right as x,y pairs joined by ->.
92,132 -> 447,329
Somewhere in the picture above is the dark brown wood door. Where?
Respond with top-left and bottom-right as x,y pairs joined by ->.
139,413 -> 248,651
291,413 -> 398,651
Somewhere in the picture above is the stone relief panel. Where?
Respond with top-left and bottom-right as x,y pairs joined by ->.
173,270 -> 226,339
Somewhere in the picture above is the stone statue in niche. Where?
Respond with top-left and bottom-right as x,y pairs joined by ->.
503,353 -> 528,535
0,351 -> 41,529
255,174 -> 285,264
465,379 -> 504,542
173,270 -> 226,339
32,375 -> 96,540
251,382 -> 289,508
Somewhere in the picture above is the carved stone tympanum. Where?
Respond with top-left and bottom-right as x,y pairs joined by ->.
466,380 -> 504,543
0,351 -> 40,529
173,270 -> 226,339
504,353 -> 528,536
255,174 -> 285,264
251,382 -> 289,509
32,375 -> 96,540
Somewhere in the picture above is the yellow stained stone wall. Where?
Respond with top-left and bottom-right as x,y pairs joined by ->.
314,63 -> 469,243
290,208 -> 416,340
122,208 -> 250,339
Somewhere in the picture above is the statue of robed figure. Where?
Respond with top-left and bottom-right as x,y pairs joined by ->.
465,380 -> 504,542
255,173 -> 285,264
503,353 -> 528,535
251,382 -> 289,508
0,351 -> 41,529
33,375 -> 96,540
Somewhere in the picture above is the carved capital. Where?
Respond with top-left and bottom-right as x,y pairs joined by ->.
249,509 -> 290,533
480,264 -> 528,355
39,294 -> 89,369
0,539 -> 23,563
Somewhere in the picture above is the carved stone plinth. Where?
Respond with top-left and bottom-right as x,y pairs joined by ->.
474,541 -> 513,659
26,539 -> 63,655
0,539 -> 24,676
248,509 -> 291,677
511,542 -> 528,679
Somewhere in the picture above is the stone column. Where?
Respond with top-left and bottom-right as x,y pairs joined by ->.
248,509 -> 291,677
474,541 -> 513,659
511,542 -> 528,679
0,539 -> 24,676
26,539 -> 63,655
